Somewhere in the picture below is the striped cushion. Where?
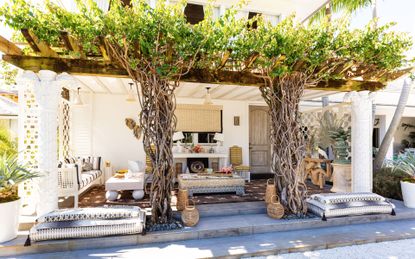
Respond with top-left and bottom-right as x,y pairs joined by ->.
30,206 -> 145,242
79,170 -> 102,189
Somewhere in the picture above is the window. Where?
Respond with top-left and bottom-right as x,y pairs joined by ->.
184,3 -> 204,24
248,12 -> 261,29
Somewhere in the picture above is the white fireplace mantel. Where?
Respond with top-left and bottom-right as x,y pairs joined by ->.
173,152 -> 229,172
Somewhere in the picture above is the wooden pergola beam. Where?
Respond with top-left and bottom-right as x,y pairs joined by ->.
0,35 -> 22,55
21,29 -> 59,58
60,31 -> 86,59
2,54 -> 393,91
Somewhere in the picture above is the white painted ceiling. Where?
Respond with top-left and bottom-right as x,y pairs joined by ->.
73,75 -> 338,102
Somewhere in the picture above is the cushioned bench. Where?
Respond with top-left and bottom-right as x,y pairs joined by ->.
306,192 -> 395,221
26,206 -> 146,245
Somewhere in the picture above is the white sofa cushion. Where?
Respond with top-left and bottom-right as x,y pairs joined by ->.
307,193 -> 395,220
128,160 -> 145,172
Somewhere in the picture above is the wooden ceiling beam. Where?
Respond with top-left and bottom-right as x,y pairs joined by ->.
60,31 -> 86,59
21,29 -> 59,58
0,35 -> 22,55
3,54 -> 394,92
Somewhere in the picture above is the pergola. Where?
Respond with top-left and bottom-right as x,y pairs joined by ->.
0,27 -> 411,216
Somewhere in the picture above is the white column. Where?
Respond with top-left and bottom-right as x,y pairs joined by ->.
347,91 -> 376,192
19,70 -> 77,216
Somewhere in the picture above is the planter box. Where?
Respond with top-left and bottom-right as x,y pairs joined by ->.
0,199 -> 20,243
401,181 -> 415,208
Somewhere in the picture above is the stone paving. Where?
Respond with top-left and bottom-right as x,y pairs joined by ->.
250,238 -> 415,259
5,218 -> 415,259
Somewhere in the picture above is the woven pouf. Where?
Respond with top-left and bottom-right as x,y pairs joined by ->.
265,179 -> 276,204
267,195 -> 285,219
181,200 -> 199,227
177,189 -> 188,211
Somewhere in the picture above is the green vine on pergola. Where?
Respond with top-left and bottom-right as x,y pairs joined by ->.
1,0 -> 413,223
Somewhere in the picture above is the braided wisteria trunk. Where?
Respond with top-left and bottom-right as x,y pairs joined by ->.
135,73 -> 177,224
260,72 -> 308,215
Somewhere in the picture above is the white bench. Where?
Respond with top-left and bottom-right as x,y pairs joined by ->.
58,163 -> 104,208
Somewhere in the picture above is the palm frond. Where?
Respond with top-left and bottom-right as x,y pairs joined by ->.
310,0 -> 375,24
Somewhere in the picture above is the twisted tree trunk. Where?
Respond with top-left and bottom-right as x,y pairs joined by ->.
105,40 -> 178,224
260,72 -> 308,215
137,73 -> 177,224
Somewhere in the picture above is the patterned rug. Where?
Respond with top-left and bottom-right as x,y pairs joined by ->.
60,179 -> 332,209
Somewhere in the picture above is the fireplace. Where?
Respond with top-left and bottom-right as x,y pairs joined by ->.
187,158 -> 209,173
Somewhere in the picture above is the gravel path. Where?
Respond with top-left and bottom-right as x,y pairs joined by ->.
249,238 -> 415,259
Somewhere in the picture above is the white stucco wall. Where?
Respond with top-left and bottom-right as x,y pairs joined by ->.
87,93 -> 252,171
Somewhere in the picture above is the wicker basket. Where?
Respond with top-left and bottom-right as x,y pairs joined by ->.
265,179 -> 276,204
181,200 -> 199,227
177,189 -> 188,211
267,195 -> 285,219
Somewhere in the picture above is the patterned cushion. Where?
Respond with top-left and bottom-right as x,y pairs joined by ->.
311,192 -> 385,204
37,206 -> 142,223
307,193 -> 395,219
79,170 -> 102,189
82,161 -> 93,172
30,206 -> 146,242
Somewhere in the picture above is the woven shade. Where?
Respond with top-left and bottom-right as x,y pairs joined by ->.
175,104 -> 222,132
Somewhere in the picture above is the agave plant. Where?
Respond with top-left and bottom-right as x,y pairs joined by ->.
0,153 -> 39,203
393,152 -> 415,183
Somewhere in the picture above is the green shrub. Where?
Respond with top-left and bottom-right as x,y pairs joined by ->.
373,167 -> 407,200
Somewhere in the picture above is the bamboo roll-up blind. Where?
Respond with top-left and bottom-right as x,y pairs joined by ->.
175,104 -> 223,132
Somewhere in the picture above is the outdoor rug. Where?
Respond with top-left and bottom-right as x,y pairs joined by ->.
59,179 -> 332,209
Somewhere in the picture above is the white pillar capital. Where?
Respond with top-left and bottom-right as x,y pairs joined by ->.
350,90 -> 375,192
38,70 -> 57,82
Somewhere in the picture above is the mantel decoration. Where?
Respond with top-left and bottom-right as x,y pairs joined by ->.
0,0 -> 412,223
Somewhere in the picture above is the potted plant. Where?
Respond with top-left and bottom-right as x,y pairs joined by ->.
0,153 -> 38,243
394,152 -> 415,208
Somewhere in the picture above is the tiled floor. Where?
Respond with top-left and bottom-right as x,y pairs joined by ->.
60,179 -> 332,209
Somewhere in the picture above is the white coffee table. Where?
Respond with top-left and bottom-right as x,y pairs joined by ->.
105,174 -> 145,201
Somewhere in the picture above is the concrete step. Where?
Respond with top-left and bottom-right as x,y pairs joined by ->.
2,200 -> 415,258
18,218 -> 415,259
196,201 -> 266,217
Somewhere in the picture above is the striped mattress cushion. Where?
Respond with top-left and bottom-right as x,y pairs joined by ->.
30,218 -> 144,242
310,192 -> 386,204
37,206 -> 142,223
307,194 -> 395,219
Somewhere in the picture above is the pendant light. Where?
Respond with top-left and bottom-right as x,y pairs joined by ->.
126,82 -> 136,102
203,87 -> 213,105
72,87 -> 84,106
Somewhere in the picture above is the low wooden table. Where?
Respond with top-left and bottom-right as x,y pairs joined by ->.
178,174 -> 245,196
105,175 -> 145,201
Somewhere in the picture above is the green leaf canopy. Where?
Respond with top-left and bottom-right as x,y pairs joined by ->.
0,0 -> 413,84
